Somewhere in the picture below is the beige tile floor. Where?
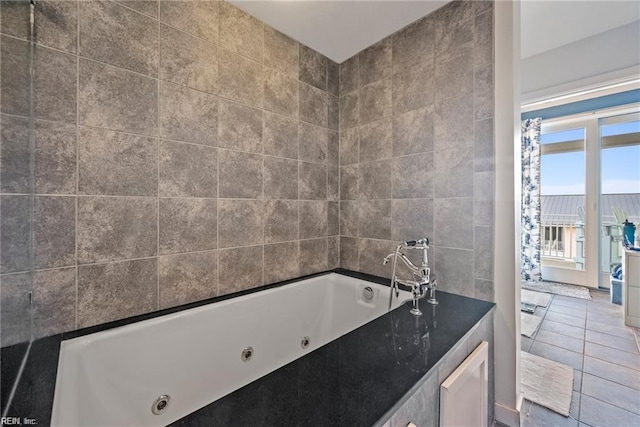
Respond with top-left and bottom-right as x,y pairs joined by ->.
521,290 -> 640,427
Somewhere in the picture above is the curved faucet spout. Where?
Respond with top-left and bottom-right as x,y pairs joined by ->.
384,252 -> 420,274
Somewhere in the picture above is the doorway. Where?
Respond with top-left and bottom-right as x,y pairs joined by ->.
539,106 -> 640,288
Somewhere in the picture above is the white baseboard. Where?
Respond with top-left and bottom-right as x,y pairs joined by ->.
494,397 -> 522,427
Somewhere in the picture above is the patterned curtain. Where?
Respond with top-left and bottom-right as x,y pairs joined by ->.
521,118 -> 542,282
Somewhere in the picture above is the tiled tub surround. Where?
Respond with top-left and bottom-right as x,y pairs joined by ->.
338,0 -> 495,302
0,270 -> 495,426
0,0 -> 341,346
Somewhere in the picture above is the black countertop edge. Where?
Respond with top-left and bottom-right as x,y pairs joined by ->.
373,308 -> 495,427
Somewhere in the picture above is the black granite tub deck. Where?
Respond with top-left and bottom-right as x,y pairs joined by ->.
0,270 -> 494,426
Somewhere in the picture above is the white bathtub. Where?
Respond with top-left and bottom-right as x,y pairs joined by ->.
51,273 -> 411,426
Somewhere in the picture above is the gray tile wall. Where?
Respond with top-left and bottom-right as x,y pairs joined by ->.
0,0 -> 340,346
338,0 -> 495,301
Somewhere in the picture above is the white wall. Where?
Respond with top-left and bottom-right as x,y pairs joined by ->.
521,21 -> 640,102
494,1 -> 523,426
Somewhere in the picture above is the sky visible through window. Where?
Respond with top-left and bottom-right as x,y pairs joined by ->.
540,121 -> 640,195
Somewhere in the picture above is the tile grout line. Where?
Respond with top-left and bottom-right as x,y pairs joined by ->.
74,0 -> 80,330
156,0 -> 161,310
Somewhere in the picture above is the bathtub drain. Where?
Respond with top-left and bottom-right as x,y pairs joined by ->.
363,286 -> 374,301
151,395 -> 170,415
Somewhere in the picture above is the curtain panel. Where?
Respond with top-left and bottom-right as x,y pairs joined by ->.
521,118 -> 542,282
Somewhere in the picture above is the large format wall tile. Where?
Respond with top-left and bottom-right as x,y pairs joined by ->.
3,0 -> 78,53
340,236 -> 358,271
78,258 -> 157,328
358,200 -> 391,240
77,196 -> 157,264
474,118 -> 494,172
359,79 -> 392,125
0,195 -> 76,273
299,122 -> 327,164
342,1 -> 494,302
340,165 -> 359,201
264,157 -> 298,200
359,118 -> 392,162
34,120 -> 77,195
263,111 -> 298,159
392,15 -> 434,72
1,115 -> 31,194
32,267 -> 76,338
159,0 -> 219,43
265,200 -> 298,243
219,245 -> 263,293
300,238 -> 328,276
299,83 -> 328,128
264,242 -> 299,284
327,61 -> 339,97
434,144 -> 474,198
0,196 -> 31,273
340,200 -> 358,237
328,201 -> 339,236
264,26 -> 298,76
79,1 -> 158,77
435,45 -> 473,101
34,196 -> 76,269
159,140 -> 217,198
160,24 -> 218,94
219,49 -> 264,109
0,117 -> 76,195
392,106 -> 434,157
434,198 -> 474,250
159,198 -> 217,255
160,81 -> 218,145
220,1 -> 263,62
359,38 -> 392,86
393,154 -> 433,199
340,128 -> 359,166
0,36 -> 29,117
359,160 -> 391,200
434,0 -> 473,58
218,200 -> 264,248
34,46 -> 77,123
434,95 -> 473,151
299,201 -> 328,239
299,162 -> 326,200
391,199 -> 433,242
339,55 -> 359,95
0,0 -> 491,340
1,267 -> 76,346
159,251 -> 218,309
264,68 -> 298,118
78,127 -> 157,196
339,91 -> 359,130
218,100 -> 263,153
434,247 -> 474,297
218,149 -> 263,198
474,226 -> 494,281
392,61 -> 434,115
299,45 -> 327,91
79,59 -> 157,135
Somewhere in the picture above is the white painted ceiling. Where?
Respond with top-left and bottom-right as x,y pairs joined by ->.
228,0 -> 448,63
521,0 -> 640,58
229,0 -> 640,63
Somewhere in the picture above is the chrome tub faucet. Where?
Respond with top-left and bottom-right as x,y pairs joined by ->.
383,238 -> 437,316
